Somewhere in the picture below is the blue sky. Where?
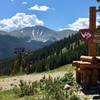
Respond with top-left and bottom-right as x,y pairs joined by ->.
0,0 -> 99,31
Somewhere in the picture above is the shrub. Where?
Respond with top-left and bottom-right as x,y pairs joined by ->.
18,80 -> 38,97
60,72 -> 75,85
41,76 -> 67,100
13,72 -> 81,100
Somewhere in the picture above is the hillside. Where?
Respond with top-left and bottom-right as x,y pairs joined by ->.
0,64 -> 73,91
9,25 -> 77,42
0,33 -> 89,75
0,64 -> 91,100
0,35 -> 49,59
0,25 -> 76,59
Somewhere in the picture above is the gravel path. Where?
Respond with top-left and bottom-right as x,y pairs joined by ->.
0,71 -> 66,91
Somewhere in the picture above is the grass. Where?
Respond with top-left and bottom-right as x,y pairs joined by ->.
0,64 -> 75,100
0,90 -> 17,100
0,89 -> 37,100
0,64 -> 74,79
0,64 -> 91,100
33,64 -> 75,78
48,64 -> 74,72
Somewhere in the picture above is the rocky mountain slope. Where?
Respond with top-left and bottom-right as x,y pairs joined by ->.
0,25 -> 77,59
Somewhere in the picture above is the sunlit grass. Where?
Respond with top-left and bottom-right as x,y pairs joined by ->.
0,89 -> 38,100
0,90 -> 17,100
49,64 -> 74,72
0,64 -> 91,100
0,64 -> 74,79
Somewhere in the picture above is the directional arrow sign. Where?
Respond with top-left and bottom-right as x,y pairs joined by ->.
80,29 -> 93,43
93,31 -> 100,43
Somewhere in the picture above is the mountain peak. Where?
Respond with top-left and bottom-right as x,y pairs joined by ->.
0,26 -> 77,42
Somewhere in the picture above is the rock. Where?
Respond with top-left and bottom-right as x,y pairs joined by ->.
64,84 -> 71,90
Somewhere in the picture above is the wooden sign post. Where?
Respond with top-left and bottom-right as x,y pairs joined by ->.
80,7 -> 97,56
73,6 -> 100,87
72,0 -> 100,88
89,7 -> 96,57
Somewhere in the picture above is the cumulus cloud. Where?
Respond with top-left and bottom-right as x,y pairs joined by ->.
60,15 -> 100,31
29,5 -> 49,11
22,1 -> 27,5
0,13 -> 44,31
67,18 -> 89,31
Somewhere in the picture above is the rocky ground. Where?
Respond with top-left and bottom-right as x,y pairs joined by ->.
0,71 -> 66,91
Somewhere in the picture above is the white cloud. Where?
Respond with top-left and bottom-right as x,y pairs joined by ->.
22,1 -> 27,5
0,13 -> 44,31
60,15 -> 100,31
68,18 -> 89,31
29,5 -> 49,11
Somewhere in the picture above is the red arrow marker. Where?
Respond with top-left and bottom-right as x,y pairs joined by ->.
80,29 -> 93,43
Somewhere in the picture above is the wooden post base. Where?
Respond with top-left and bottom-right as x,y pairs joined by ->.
73,56 -> 100,86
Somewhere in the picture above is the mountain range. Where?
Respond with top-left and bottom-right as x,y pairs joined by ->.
0,25 -> 77,59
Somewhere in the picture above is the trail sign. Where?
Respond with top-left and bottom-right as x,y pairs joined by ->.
93,31 -> 100,43
80,29 -> 93,43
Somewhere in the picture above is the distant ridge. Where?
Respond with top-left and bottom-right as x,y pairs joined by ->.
0,25 -> 77,59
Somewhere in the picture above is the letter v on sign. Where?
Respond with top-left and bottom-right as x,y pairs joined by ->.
79,29 -> 93,43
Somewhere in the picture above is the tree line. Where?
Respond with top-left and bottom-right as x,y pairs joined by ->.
0,32 -> 94,75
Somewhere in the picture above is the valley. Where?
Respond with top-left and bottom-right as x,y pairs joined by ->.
0,25 -> 76,59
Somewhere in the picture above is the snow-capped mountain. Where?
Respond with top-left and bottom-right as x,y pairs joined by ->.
10,25 -> 77,42
0,25 -> 77,59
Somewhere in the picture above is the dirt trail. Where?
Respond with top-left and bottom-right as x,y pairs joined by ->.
0,71 -> 66,91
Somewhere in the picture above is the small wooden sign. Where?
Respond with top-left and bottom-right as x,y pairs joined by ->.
93,31 -> 100,43
80,29 -> 93,43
